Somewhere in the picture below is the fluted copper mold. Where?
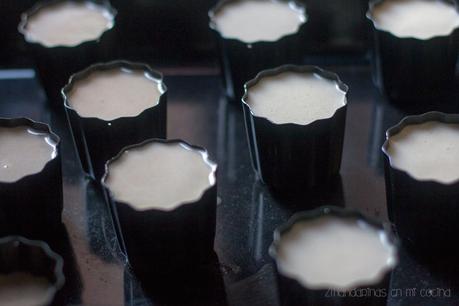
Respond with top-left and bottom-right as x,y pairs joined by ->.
367,0 -> 459,103
382,111 -> 459,253
18,0 -> 118,107
101,139 -> 217,272
0,236 -> 65,306
62,60 -> 167,180
0,118 -> 62,238
242,65 -> 348,196
270,206 -> 398,306
209,0 -> 308,101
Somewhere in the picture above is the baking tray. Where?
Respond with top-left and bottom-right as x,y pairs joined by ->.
0,55 -> 458,305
